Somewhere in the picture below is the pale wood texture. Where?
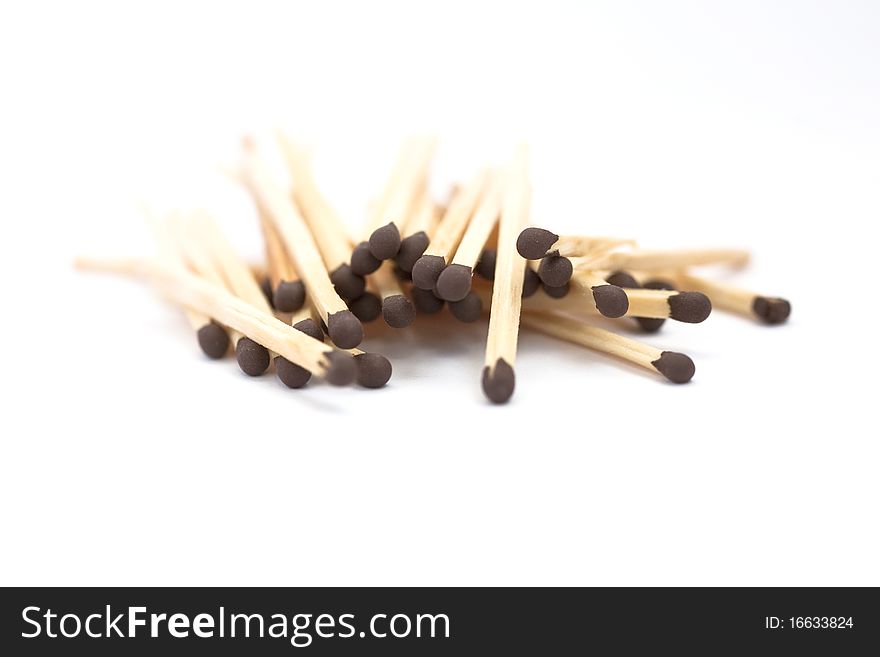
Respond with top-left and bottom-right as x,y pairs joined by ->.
427,169 -> 490,261
405,189 -> 439,238
277,135 -> 354,270
372,261 -> 406,301
484,147 -> 529,370
521,311 -> 661,371
366,137 -> 437,240
261,214 -> 298,287
552,235 -> 636,258
239,141 -> 347,323
450,172 -> 501,269
574,248 -> 750,271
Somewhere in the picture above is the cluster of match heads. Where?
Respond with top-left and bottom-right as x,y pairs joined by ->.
77,137 -> 791,403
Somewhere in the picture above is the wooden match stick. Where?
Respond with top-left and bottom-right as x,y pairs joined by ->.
238,139 -> 364,349
276,135 -> 367,302
668,270 -> 791,324
75,258 -> 357,385
482,147 -> 530,404
146,219 -> 231,359
350,137 -> 437,272
570,247 -> 750,272
525,271 -> 712,323
435,173 -> 501,302
259,210 -> 306,312
411,169 -> 491,291
516,228 -> 635,260
520,311 -> 695,383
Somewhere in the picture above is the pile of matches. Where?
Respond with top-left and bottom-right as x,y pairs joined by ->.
76,136 -> 791,403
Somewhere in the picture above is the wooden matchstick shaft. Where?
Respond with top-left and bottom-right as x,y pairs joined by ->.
425,169 -> 490,260
573,248 -> 750,272
482,147 -> 530,403
367,137 -> 437,240
450,174 -> 501,269
372,262 -> 405,300
260,211 -> 298,287
520,311 -> 695,383
669,270 -> 790,323
406,190 -> 439,239
277,135 -> 354,270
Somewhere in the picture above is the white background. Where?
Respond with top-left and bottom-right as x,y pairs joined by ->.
1,1 -> 878,586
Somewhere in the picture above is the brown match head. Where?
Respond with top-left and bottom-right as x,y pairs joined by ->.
474,249 -> 497,280
537,254 -> 573,287
516,227 -> 559,259
481,358 -> 515,404
395,231 -> 430,273
410,287 -> 445,314
368,222 -> 401,260
260,276 -> 274,308
605,270 -> 639,289
330,264 -> 366,302
348,292 -> 382,323
543,282 -> 570,299
350,241 -> 382,276
354,352 -> 393,388
235,337 -> 270,376
382,294 -> 416,328
651,351 -> 695,384
448,291 -> 482,323
273,279 -> 306,313
324,350 -> 357,386
752,296 -> 791,325
522,267 -> 541,298
636,279 -> 676,333
435,264 -> 473,302
293,317 -> 325,342
394,264 -> 413,281
411,254 -> 446,291
275,356 -> 311,388
326,310 -> 364,349
668,292 -> 712,323
591,284 -> 629,318
197,321 -> 229,359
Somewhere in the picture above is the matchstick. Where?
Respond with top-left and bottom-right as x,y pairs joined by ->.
350,138 -> 437,271
259,213 -> 306,312
148,219 -> 231,359
520,312 -> 695,383
348,291 -> 383,322
568,271 -> 630,318
75,258 -> 357,385
516,228 -> 635,260
435,174 -> 501,302
670,271 -> 791,324
277,135 -> 366,301
411,169 -> 491,291
482,147 -> 530,404
238,140 -> 364,349
569,247 -> 750,272
409,286 -> 445,315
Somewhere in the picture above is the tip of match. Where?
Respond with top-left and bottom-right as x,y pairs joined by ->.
395,231 -> 430,273
752,296 -> 791,325
354,352 -> 393,388
324,351 -> 358,386
368,222 -> 401,260
435,264 -> 473,302
652,351 -> 695,384
382,294 -> 416,328
330,265 -> 366,302
537,254 -> 572,287
236,337 -> 270,376
275,356 -> 312,388
592,284 -> 629,318
327,310 -> 364,349
448,291 -> 482,323
273,279 -> 306,313
482,358 -> 515,403
350,241 -> 382,276
516,227 -> 559,259
197,321 -> 230,359
411,254 -> 446,291
669,292 -> 712,323
293,318 -> 325,343
348,292 -> 383,323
